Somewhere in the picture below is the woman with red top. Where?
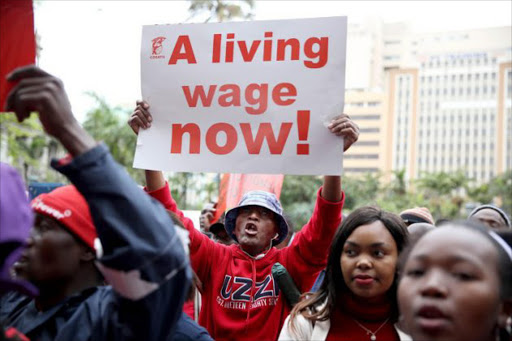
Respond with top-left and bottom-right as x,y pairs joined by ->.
279,206 -> 410,341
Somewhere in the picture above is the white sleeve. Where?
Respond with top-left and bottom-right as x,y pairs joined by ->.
278,314 -> 314,341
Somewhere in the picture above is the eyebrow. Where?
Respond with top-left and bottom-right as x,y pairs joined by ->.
345,241 -> 387,248
410,254 -> 480,265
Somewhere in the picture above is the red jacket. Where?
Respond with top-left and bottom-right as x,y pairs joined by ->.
147,184 -> 344,341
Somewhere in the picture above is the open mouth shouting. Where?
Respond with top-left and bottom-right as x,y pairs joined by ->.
244,222 -> 258,237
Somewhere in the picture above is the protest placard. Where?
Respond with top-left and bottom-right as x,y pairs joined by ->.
134,16 -> 347,175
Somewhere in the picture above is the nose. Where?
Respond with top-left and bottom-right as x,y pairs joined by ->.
420,270 -> 448,298
27,227 -> 40,245
356,256 -> 373,270
26,234 -> 35,247
247,208 -> 260,220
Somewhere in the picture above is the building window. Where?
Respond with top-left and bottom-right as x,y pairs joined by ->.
360,128 -> 380,133
355,141 -> 380,146
351,114 -> 381,120
344,154 -> 379,159
345,167 -> 380,173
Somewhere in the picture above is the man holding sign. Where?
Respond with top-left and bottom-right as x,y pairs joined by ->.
131,16 -> 356,341
130,107 -> 357,341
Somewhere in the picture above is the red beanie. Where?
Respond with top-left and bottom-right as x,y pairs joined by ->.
31,185 -> 97,250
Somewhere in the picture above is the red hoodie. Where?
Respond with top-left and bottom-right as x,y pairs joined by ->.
147,184 -> 344,341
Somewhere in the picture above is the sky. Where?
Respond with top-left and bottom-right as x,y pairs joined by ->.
34,1 -> 512,122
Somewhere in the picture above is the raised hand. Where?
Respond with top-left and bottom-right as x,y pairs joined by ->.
6,65 -> 95,156
128,100 -> 153,135
327,114 -> 359,152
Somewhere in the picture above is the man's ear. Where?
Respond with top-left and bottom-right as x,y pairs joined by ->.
80,246 -> 96,262
497,299 -> 512,329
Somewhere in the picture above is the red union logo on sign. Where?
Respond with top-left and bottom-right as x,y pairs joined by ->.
151,36 -> 166,59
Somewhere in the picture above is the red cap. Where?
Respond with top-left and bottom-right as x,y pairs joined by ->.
31,185 -> 97,249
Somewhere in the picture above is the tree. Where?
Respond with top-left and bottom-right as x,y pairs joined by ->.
280,175 -> 322,228
489,170 -> 512,216
187,0 -> 254,22
415,170 -> 468,220
342,172 -> 382,211
82,93 -> 144,184
0,113 -> 65,183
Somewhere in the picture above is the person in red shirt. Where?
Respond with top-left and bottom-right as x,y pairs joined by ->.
128,100 -> 359,341
279,206 -> 409,341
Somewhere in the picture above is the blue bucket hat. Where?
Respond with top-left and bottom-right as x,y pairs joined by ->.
225,190 -> 289,246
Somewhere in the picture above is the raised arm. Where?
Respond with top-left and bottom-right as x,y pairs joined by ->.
6,66 -> 191,341
128,100 -> 221,282
320,113 -> 359,202
285,113 -> 359,291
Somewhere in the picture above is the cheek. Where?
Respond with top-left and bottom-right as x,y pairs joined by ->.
234,217 -> 244,234
340,256 -> 353,279
397,279 -> 415,312
454,284 -> 502,327
39,237 -> 80,269
379,260 -> 397,286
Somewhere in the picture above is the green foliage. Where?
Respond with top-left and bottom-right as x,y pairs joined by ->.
0,113 -> 65,183
188,0 -> 254,22
280,175 -> 322,228
278,169 -> 511,230
82,93 -> 143,184
342,172 -> 382,210
485,170 -> 512,216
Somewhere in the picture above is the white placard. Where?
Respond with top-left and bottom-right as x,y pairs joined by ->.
134,17 -> 347,175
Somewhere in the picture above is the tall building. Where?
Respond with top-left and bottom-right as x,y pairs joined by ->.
344,23 -> 512,184
343,90 -> 390,176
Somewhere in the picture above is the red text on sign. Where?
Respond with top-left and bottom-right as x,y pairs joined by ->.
168,35 -> 197,64
182,82 -> 296,115
212,32 -> 329,68
170,110 -> 310,156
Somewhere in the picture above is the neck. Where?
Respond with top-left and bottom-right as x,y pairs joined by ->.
35,265 -> 102,311
241,244 -> 272,258
339,291 -> 394,322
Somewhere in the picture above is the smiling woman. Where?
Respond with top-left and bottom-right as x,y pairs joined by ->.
279,206 -> 409,341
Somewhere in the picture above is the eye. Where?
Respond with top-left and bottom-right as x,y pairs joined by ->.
453,272 -> 475,281
406,268 -> 425,277
344,249 -> 357,257
373,250 -> 385,258
239,207 -> 251,215
36,221 -> 52,233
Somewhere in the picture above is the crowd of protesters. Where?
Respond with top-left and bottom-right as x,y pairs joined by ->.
1,66 -> 511,341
